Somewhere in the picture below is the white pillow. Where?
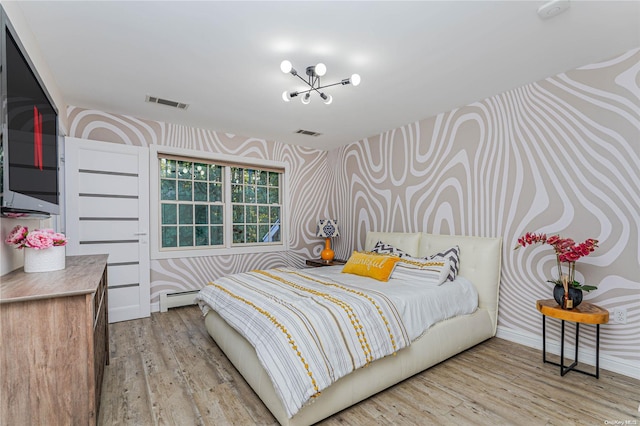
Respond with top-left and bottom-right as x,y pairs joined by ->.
392,255 -> 450,285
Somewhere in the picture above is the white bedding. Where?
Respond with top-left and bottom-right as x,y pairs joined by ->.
305,266 -> 479,341
196,265 -> 479,418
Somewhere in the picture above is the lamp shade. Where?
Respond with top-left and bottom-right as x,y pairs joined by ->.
316,219 -> 339,238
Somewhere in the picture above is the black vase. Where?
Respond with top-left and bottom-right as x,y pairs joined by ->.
553,284 -> 583,309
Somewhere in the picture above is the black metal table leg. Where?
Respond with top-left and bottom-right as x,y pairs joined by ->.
575,323 -> 580,365
596,324 -> 600,379
542,314 -> 547,364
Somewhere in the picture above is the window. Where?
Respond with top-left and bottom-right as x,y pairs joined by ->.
159,158 -> 224,248
230,167 -> 281,244
152,149 -> 286,258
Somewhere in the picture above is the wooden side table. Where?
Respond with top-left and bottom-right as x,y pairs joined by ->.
305,259 -> 347,267
536,299 -> 609,378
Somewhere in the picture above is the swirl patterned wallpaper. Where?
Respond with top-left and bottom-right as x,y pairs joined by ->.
67,107 -> 334,308
329,48 -> 640,367
67,48 -> 639,370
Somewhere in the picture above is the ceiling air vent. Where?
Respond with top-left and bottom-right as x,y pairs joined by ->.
145,95 -> 189,110
294,129 -> 322,137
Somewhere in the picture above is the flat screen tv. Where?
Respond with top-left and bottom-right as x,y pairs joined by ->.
0,5 -> 60,218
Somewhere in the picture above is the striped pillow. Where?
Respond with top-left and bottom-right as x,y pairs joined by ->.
427,246 -> 460,281
393,255 -> 450,285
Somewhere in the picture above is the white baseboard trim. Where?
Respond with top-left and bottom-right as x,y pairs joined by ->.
496,325 -> 640,380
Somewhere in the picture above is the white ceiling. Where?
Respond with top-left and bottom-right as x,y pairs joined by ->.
14,1 -> 640,150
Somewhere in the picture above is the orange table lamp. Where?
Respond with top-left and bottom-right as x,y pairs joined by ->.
316,219 -> 339,262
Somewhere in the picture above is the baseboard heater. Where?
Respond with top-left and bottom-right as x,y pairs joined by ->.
159,290 -> 199,312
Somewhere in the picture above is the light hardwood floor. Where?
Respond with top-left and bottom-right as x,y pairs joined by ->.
99,306 -> 639,425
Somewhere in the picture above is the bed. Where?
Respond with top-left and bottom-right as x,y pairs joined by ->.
196,231 -> 502,426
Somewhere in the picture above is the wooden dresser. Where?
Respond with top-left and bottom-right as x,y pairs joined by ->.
0,254 -> 109,425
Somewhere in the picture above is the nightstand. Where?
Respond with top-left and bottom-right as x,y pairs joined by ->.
536,299 -> 609,378
305,259 -> 347,267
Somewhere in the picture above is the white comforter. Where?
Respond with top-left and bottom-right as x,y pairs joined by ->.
196,266 -> 478,418
310,266 -> 479,340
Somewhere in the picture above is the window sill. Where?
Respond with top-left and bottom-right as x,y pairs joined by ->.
151,243 -> 287,260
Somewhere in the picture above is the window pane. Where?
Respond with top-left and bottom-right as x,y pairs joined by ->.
209,183 -> 222,202
257,186 -> 267,204
258,206 -> 269,223
160,159 -> 176,178
233,225 -> 244,243
231,167 -> 242,184
210,226 -> 223,245
209,165 -> 222,182
195,226 -> 209,246
179,226 -> 194,246
270,206 -> 280,223
232,205 -> 244,223
244,186 -> 256,203
246,169 -> 255,184
178,181 -> 192,201
161,179 -> 176,200
162,226 -> 177,247
271,228 -> 281,242
269,172 -> 279,187
194,182 -> 208,201
161,203 -> 177,224
231,184 -> 243,203
258,170 -> 268,185
178,161 -> 192,180
210,205 -> 223,224
246,225 -> 257,243
268,187 -> 279,204
246,205 -> 257,224
259,225 -> 271,242
195,204 -> 208,224
179,204 -> 193,224
194,163 -> 208,181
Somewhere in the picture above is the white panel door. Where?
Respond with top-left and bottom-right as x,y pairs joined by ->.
65,137 -> 150,323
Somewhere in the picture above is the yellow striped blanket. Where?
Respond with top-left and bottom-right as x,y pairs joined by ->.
196,267 -> 410,418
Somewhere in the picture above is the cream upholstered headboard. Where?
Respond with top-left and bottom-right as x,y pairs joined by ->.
365,231 -> 502,334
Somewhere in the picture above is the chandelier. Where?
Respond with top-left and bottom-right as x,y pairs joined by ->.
280,60 -> 360,105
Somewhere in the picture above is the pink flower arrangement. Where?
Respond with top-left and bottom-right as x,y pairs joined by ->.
515,232 -> 598,292
4,226 -> 68,250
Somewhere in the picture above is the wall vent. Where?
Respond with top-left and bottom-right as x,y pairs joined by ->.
145,95 -> 189,110
294,129 -> 322,137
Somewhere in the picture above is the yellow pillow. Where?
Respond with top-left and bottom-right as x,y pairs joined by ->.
341,251 -> 400,282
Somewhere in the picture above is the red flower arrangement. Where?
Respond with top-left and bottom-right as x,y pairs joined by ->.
515,232 -> 598,292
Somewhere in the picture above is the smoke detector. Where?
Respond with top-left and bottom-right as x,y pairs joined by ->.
537,0 -> 570,19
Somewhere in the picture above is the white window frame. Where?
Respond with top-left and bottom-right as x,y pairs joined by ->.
150,145 -> 289,260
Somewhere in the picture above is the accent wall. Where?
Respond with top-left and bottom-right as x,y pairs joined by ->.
329,48 -> 639,372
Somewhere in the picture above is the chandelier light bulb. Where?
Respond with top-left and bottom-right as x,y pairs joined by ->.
282,91 -> 291,102
323,94 -> 333,105
301,93 -> 311,104
280,60 -> 292,74
315,63 -> 327,77
350,74 -> 361,86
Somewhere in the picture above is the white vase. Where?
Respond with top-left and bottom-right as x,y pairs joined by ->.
24,246 -> 66,273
